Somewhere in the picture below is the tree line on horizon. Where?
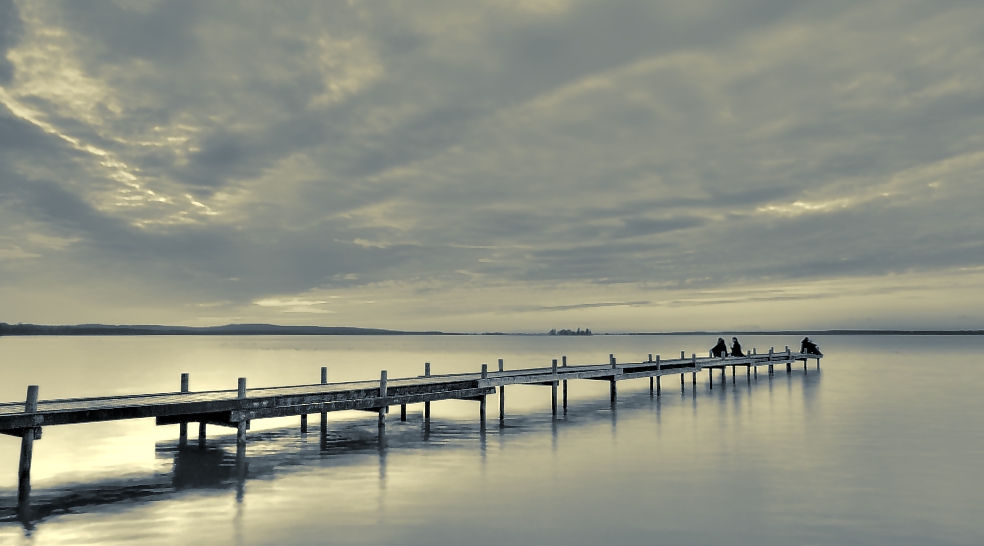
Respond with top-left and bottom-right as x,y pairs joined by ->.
548,327 -> 592,336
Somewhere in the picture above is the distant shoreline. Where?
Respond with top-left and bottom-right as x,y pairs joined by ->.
1,323 -> 981,337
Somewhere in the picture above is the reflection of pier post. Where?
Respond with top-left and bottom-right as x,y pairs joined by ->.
235,442 -> 247,504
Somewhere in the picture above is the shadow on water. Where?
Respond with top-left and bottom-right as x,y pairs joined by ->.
0,368 -> 820,531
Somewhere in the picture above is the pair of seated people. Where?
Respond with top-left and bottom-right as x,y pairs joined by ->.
711,337 -> 744,357
801,337 -> 822,355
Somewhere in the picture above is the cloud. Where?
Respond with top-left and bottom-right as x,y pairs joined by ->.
1,0 -> 983,330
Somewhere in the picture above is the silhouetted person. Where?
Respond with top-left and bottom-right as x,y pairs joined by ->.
801,337 -> 822,355
711,337 -> 727,357
730,337 -> 744,357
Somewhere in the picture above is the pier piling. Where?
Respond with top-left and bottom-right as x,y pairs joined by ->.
18,385 -> 39,506
498,359 -> 505,422
562,356 -> 568,412
237,378 -> 247,445
424,363 -> 431,420
481,364 -> 488,422
179,373 -> 189,446
551,360 -> 558,416
378,371 -> 387,429
321,367 -> 328,433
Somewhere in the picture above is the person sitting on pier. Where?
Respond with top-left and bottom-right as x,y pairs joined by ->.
711,337 -> 728,357
730,337 -> 744,357
801,337 -> 822,355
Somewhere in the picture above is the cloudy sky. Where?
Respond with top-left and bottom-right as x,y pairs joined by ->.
1,0 -> 983,332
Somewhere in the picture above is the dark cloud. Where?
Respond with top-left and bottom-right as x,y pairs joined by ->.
0,0 -> 21,84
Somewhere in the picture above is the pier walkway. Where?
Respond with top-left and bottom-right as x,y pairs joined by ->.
2,346 -> 821,507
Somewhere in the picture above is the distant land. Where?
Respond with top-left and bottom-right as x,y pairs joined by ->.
0,323 -> 444,336
0,323 -> 982,337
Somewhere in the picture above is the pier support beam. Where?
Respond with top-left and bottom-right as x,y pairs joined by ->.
320,367 -> 328,434
609,378 -> 617,406
237,378 -> 247,445
378,371 -> 387,429
424,363 -> 431,420
551,360 -> 558,416
18,385 -> 40,508
562,353 -> 568,413
498,359 -> 505,422
401,405 -> 407,422
199,422 -> 207,448
481,364 -> 489,422
656,376 -> 661,396
179,373 -> 189,447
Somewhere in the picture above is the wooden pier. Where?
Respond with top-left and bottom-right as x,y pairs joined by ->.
2,346 -> 820,508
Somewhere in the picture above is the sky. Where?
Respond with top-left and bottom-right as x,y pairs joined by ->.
1,0 -> 983,333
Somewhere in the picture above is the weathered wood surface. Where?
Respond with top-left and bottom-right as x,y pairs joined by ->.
0,352 -> 819,433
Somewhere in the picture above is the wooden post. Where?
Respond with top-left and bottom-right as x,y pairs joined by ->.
18,385 -> 39,504
237,378 -> 247,445
562,356 -> 568,412
610,378 -> 617,405
199,422 -> 207,448
610,354 -> 616,369
378,371 -> 387,428
479,364 -> 488,422
179,373 -> 189,446
498,359 -> 505,421
656,376 -> 661,395
650,376 -> 654,395
300,367 -> 310,431
401,404 -> 407,421
769,347 -> 774,375
321,367 -> 328,433
424,363 -> 431,420
708,368 -> 713,390
732,365 -> 736,383
681,350 -> 685,359
551,360 -> 558,416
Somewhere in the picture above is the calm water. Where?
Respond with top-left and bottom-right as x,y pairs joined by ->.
0,335 -> 981,545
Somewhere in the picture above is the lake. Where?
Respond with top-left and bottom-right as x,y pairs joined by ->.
0,335 -> 981,545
